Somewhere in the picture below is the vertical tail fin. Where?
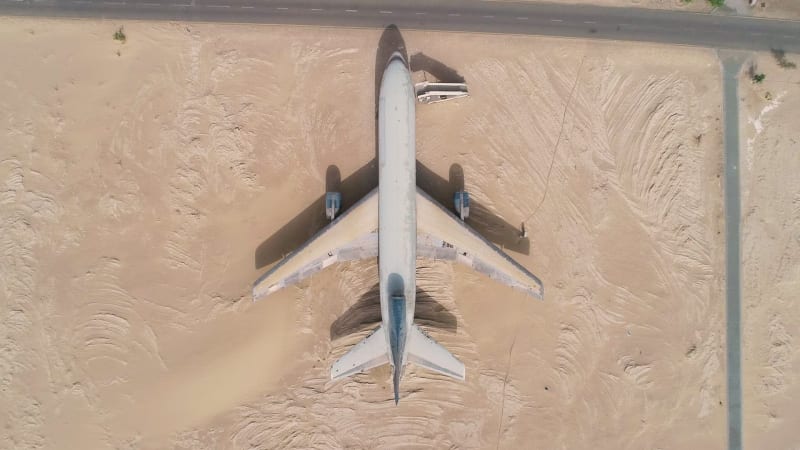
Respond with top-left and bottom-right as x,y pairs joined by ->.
407,324 -> 465,380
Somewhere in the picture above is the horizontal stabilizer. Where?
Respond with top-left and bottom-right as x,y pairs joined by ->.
331,325 -> 389,381
407,324 -> 465,380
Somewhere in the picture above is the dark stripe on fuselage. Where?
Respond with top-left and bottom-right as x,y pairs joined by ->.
389,293 -> 406,404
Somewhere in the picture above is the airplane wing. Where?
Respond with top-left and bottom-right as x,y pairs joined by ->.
416,188 -> 544,299
252,188 -> 379,301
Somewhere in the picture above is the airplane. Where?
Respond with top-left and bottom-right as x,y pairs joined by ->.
252,51 -> 543,405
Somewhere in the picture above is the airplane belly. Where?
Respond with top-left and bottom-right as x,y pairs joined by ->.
378,56 -> 417,350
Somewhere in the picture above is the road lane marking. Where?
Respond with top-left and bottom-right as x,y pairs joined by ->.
550,19 -> 563,22
482,15 -> 494,18
310,8 -> 323,11
415,12 -> 426,15
448,13 -> 460,16
379,10 -> 392,14
207,4 -> 229,7
276,6 -> 287,10
240,5 -> 253,8
584,20 -> 596,24
517,16 -> 528,20
142,3 -> 161,6
345,9 -> 358,12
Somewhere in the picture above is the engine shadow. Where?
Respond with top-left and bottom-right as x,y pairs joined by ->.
254,25 -> 528,270
329,283 -> 458,341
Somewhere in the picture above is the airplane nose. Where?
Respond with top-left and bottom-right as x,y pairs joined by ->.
388,50 -> 406,66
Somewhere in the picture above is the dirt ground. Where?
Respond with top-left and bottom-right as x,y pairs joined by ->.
0,18 -> 727,449
740,51 -> 800,450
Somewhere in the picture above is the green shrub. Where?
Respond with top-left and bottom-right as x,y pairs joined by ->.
113,26 -> 126,43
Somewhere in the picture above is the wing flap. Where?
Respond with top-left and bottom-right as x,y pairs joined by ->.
331,325 -> 389,380
253,188 -> 379,301
407,324 -> 465,380
416,188 -> 543,299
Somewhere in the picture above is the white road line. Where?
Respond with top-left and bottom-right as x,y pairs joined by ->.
310,8 -> 323,11
207,4 -> 228,7
415,11 -> 426,15
482,15 -> 494,18
517,16 -> 528,20
379,10 -> 392,14
142,3 -> 160,6
584,20 -> 596,24
276,6 -> 287,10
345,9 -> 357,12
448,13 -> 460,16
550,19 -> 563,22
170,3 -> 191,6
240,5 -> 253,8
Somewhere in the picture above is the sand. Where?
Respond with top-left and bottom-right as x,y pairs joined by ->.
0,18 -> 727,448
740,52 -> 800,450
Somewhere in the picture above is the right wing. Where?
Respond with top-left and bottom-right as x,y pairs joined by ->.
416,188 -> 543,299
252,188 -> 379,301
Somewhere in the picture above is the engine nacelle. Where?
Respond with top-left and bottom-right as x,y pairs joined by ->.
453,191 -> 470,221
325,192 -> 341,221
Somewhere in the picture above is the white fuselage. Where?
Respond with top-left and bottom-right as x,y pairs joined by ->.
378,53 -> 416,385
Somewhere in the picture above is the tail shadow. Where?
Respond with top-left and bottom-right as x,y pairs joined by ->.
329,283 -> 458,340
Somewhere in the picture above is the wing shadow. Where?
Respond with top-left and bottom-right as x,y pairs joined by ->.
254,25 -> 528,270
329,283 -> 458,341
416,162 -> 530,255
254,161 -> 377,269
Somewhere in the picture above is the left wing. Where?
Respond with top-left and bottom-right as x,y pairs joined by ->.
252,188 -> 379,301
416,188 -> 543,299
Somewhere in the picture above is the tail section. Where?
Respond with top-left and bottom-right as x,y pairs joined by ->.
407,324 -> 465,380
331,325 -> 389,381
330,323 -> 465,404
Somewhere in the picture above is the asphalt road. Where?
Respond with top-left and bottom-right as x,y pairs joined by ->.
719,51 -> 746,450
1,0 -> 799,52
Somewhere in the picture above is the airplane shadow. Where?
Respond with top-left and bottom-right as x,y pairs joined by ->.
329,283 -> 458,340
254,25 -> 528,271
409,52 -> 466,83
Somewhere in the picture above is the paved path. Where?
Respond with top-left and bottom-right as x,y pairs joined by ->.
1,0 -> 799,52
719,50 -> 746,450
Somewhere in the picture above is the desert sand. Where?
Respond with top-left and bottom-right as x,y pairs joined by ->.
0,18 -> 728,448
740,52 -> 800,450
